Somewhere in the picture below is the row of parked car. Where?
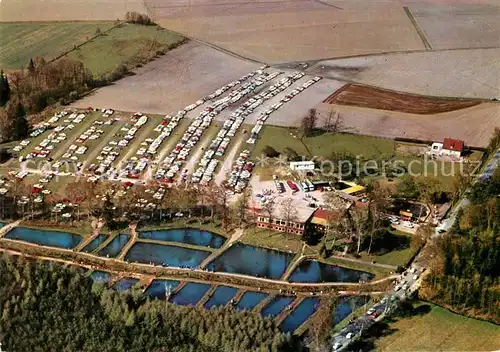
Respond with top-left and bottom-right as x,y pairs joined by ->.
226,150 -> 254,193
20,111 -> 89,160
155,68 -> 277,183
191,71 -> 292,184
226,75 -> 322,193
90,113 -> 148,177
247,76 -> 321,144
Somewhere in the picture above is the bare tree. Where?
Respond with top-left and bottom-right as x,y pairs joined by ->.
279,197 -> 298,233
261,196 -> 276,230
233,185 -> 252,228
323,108 -> 345,133
300,108 -> 317,139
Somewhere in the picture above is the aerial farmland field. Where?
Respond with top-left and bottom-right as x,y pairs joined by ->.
72,41 -> 260,114
66,24 -> 184,77
313,100 -> 500,148
152,1 -> 427,63
0,22 -> 113,70
0,0 -> 146,22
307,48 -> 500,99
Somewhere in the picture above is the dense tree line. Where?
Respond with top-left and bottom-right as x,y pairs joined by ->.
125,11 -> 155,25
0,254 -> 293,351
0,58 -> 94,143
419,173 -> 500,323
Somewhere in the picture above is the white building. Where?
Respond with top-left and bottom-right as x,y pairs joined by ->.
289,161 -> 315,171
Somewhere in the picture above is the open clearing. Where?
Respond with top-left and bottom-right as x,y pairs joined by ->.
374,302 -> 500,351
66,24 -> 184,77
0,23 -> 113,70
73,41 -> 259,114
0,0 -> 146,22
324,84 -> 480,114
307,48 -> 500,99
410,4 -> 500,50
314,101 -> 500,148
153,1 -> 426,63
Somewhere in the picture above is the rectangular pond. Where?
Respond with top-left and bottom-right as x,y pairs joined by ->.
280,298 -> 319,333
114,277 -> 139,292
97,234 -> 130,258
145,280 -> 180,299
333,295 -> 369,325
235,291 -> 268,312
90,270 -> 111,284
261,296 -> 295,318
170,282 -> 211,306
125,242 -> 211,268
203,286 -> 238,309
139,228 -> 226,249
4,227 -> 82,249
205,243 -> 295,280
288,260 -> 374,283
81,234 -> 109,253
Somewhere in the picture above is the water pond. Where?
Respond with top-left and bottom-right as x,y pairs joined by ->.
97,234 -> 130,258
280,298 -> 319,333
114,278 -> 140,292
261,296 -> 295,318
206,243 -> 295,280
81,234 -> 109,253
4,227 -> 82,249
203,286 -> 238,309
140,228 -> 226,249
235,291 -> 268,312
333,295 -> 369,325
90,270 -> 111,284
125,242 -> 211,268
289,260 -> 374,283
145,280 -> 180,299
170,282 -> 211,306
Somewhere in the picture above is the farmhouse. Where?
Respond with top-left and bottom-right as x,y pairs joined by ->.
430,138 -> 465,158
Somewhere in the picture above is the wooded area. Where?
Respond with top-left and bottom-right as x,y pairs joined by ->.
0,254 -> 294,351
419,171 -> 500,323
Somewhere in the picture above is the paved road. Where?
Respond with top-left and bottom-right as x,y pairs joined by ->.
435,148 -> 499,236
331,262 -> 425,351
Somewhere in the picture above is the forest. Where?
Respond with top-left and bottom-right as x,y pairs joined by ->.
419,170 -> 500,323
0,254 -> 294,352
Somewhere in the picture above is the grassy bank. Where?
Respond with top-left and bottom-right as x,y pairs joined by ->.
373,302 -> 500,351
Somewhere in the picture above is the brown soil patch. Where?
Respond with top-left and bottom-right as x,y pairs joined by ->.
324,84 -> 481,114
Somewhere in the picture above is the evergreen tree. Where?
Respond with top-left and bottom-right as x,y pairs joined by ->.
27,58 -> 35,72
0,70 -> 10,106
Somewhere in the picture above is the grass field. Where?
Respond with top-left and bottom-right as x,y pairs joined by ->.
0,22 -> 113,70
252,126 -> 396,160
66,24 -> 184,77
374,302 -> 500,351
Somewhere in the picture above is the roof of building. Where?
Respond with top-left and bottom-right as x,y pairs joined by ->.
443,138 -> 464,152
343,185 -> 365,195
310,208 -> 343,226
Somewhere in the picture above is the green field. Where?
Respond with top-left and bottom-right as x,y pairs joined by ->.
252,126 -> 396,160
66,23 -> 184,77
0,22 -> 113,70
374,302 -> 500,351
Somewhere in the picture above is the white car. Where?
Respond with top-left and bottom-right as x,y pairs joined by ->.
346,332 -> 354,339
